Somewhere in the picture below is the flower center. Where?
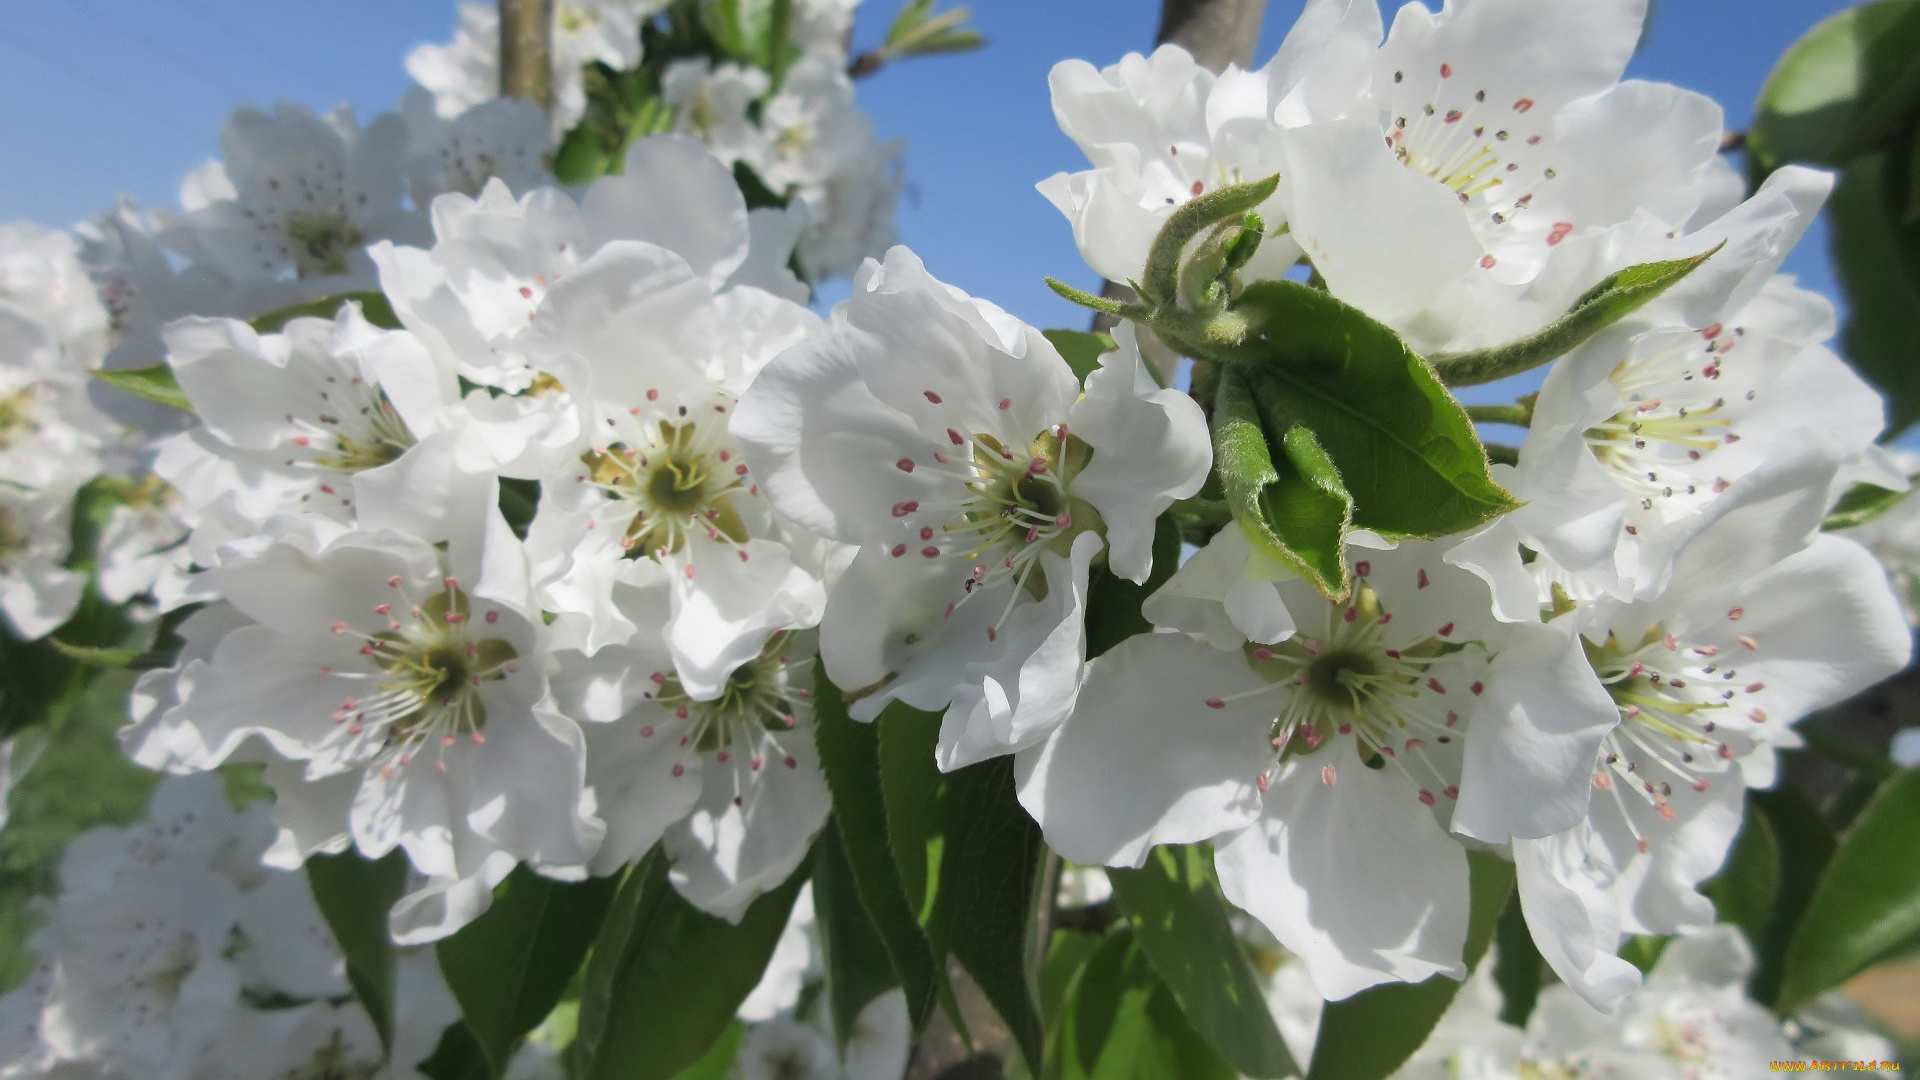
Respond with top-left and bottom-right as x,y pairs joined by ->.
587,419 -> 748,559
134,936 -> 200,1003
1208,581 -> 1474,804
329,578 -> 519,776
640,633 -> 817,801
653,637 -> 807,754
1584,327 -> 1746,526
284,212 -> 365,279
895,421 -> 1094,603
1583,613 -> 1765,848
1378,61 -> 1563,261
0,387 -> 38,449
287,383 -> 416,483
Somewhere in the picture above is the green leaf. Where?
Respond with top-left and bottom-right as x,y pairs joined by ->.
572,848 -> 812,1080
1042,329 -> 1117,386
704,0 -> 783,63
1777,769 -> 1920,1011
1618,935 -> 1671,974
666,1022 -> 746,1080
249,290 -> 401,333
885,0 -> 936,44
1705,805 -> 1781,948
0,583 -> 133,740
1040,929 -> 1105,1026
1830,157 -> 1920,435
1211,368 -> 1349,598
875,703 -> 1055,1069
1745,786 -> 1838,1007
498,478 -> 541,542
1107,846 -> 1298,1078
762,0 -> 795,87
91,366 -> 192,413
1046,927 -> 1236,1080
883,1 -> 984,59
1208,281 -> 1515,544
877,702 -> 954,940
435,867 -> 618,1077
733,161 -> 790,212
1492,888 -> 1544,1027
1824,480 -> 1914,530
1428,247 -> 1720,386
554,125 -> 614,185
1306,851 -> 1515,1080
1141,175 -> 1279,307
44,642 -> 146,669
814,819 -> 903,1052
418,1021 -> 492,1080
1083,516 -> 1182,660
306,849 -> 410,1053
935,756 -> 1049,1073
813,675 -> 942,1029
1749,0 -> 1920,174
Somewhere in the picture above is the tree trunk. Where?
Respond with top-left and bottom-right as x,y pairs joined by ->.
1155,0 -> 1268,72
499,0 -> 555,111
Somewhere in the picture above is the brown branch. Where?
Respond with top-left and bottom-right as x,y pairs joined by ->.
1155,0 -> 1267,73
499,0 -> 555,111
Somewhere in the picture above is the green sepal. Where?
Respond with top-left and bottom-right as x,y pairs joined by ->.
1140,175 -> 1279,308
1428,246 -> 1721,386
1045,278 -> 1136,319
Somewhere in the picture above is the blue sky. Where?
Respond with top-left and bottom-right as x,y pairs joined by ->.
0,0 -> 1856,349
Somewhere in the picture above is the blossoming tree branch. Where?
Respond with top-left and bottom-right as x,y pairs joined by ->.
2,0 -> 1919,1077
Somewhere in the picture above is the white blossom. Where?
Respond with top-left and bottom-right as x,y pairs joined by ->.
406,1 -> 659,134
1512,452 -> 1909,1009
155,104 -> 417,287
1018,530 -> 1617,999
121,513 -> 602,942
735,248 -> 1209,769
400,88 -> 551,206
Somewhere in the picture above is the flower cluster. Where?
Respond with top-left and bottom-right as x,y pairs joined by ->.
1027,0 -> 1911,1011
1,0 -> 1916,1076
82,0 -> 899,388
0,774 -> 542,1080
